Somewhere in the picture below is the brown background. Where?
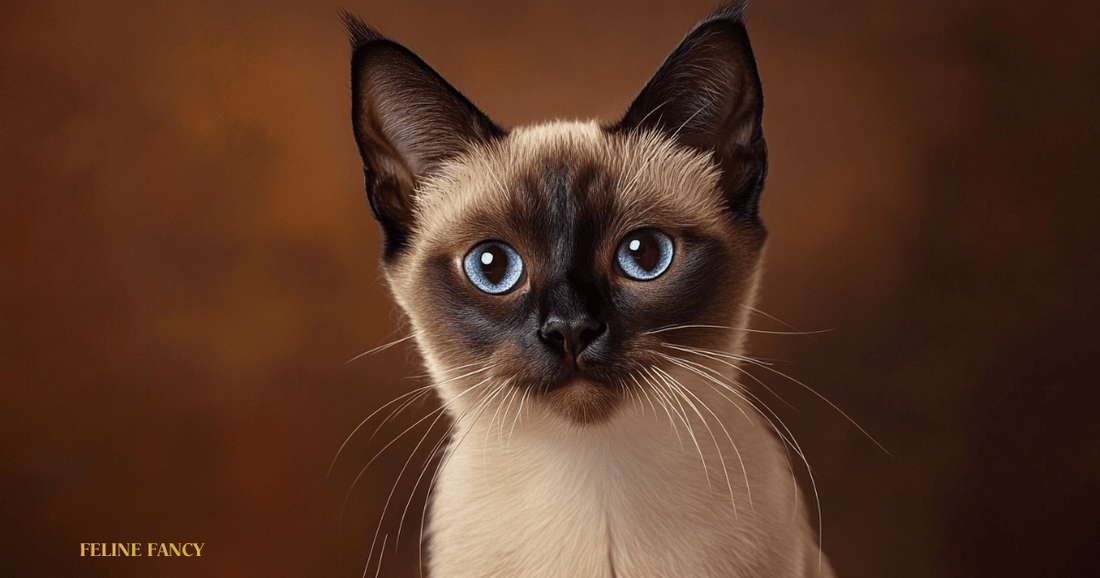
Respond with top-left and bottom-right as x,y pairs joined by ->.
2,0 -> 1098,576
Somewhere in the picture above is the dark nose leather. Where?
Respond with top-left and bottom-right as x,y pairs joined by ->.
539,314 -> 605,360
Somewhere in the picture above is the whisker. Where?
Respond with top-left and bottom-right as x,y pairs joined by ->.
327,383 -> 435,481
345,332 -> 419,364
479,380 -> 514,475
417,379 -> 509,577
434,363 -> 496,387
343,401 -> 444,521
404,378 -> 509,545
643,365 -> 710,492
507,386 -> 530,448
654,365 -> 745,513
645,323 -> 830,338
360,404 -> 448,574
377,368 -> 498,445
658,353 -> 821,523
656,353 -> 754,421
365,533 -> 387,578
659,348 -> 827,567
497,380 -> 521,445
402,360 -> 485,381
631,371 -> 662,424
354,373 -> 491,574
663,343 -> 798,412
365,387 -> 435,447
408,387 -> 496,578
633,369 -> 683,451
739,304 -> 820,337
367,374 -> 499,577
662,350 -> 821,484
669,343 -> 890,457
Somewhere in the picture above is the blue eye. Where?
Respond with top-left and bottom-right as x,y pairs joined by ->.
463,241 -> 524,294
616,229 -> 674,281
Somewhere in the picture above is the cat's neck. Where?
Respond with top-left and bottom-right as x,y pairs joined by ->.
427,366 -> 833,578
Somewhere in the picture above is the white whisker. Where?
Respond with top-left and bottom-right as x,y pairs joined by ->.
507,387 -> 530,448
633,370 -> 682,450
667,343 -> 890,456
417,379 -> 510,577
645,323 -> 830,338
643,365 -> 710,491
739,304 -> 820,337
358,375 -> 492,574
327,383 -> 435,481
654,365 -> 746,513
658,346 -> 827,567
345,332 -> 419,364
365,533 -> 386,578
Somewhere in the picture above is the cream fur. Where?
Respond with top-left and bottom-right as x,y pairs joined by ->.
426,365 -> 832,578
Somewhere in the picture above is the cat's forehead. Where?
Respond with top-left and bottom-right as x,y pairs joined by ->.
412,121 -> 728,248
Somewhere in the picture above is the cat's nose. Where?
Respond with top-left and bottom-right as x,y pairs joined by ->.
539,315 -> 605,361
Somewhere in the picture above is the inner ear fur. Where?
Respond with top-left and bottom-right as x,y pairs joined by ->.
609,1 -> 767,221
343,13 -> 505,262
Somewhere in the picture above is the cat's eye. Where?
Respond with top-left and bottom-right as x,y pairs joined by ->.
616,228 -> 674,281
463,241 -> 524,294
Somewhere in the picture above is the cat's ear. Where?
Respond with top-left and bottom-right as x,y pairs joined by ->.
343,13 -> 505,261
609,1 -> 767,221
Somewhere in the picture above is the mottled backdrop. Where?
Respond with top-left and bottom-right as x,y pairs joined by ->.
2,0 -> 1098,577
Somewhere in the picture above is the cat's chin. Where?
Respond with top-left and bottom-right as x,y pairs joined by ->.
540,378 -> 623,426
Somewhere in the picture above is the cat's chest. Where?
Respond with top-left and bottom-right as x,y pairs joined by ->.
425,410 -> 772,578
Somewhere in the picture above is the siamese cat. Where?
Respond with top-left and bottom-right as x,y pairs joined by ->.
344,1 -> 835,576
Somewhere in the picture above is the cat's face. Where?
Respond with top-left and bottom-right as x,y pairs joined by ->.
345,9 -> 767,425
389,124 -> 766,423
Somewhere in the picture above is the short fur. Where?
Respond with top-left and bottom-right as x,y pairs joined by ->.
345,2 -> 836,576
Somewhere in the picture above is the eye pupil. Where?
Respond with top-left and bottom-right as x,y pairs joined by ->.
480,247 -> 505,284
626,234 -> 658,272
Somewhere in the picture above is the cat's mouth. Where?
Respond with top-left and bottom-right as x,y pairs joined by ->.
538,376 -> 623,425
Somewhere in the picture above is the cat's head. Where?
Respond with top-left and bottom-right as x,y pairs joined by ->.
346,2 -> 767,426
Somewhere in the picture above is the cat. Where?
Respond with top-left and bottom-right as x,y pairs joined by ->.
343,1 -> 836,576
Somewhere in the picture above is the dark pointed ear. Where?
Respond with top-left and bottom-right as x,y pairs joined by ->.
608,1 -> 767,222
342,13 -> 506,262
